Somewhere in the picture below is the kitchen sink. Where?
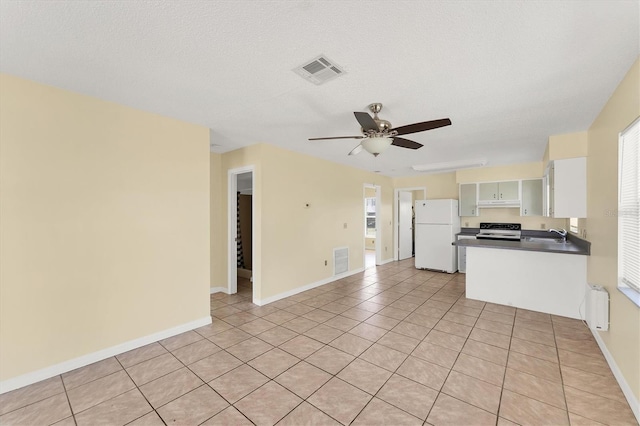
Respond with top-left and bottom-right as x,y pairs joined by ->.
522,237 -> 566,243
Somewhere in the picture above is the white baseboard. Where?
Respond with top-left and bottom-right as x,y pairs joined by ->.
591,329 -> 640,423
0,316 -> 212,395
237,268 -> 252,279
254,267 -> 365,306
210,287 -> 229,294
379,258 -> 395,265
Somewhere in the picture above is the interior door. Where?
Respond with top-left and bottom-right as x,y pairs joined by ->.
398,191 -> 413,260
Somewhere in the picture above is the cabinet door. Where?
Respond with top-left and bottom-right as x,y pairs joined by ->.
552,157 -> 586,218
498,181 -> 519,200
521,179 -> 543,216
478,182 -> 498,201
459,183 -> 478,216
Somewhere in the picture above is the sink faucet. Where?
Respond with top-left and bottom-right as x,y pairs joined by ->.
548,228 -> 567,240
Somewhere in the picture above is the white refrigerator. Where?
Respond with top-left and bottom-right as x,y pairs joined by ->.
414,199 -> 460,273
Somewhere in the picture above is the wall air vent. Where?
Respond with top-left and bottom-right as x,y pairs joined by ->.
333,247 -> 349,275
293,55 -> 345,85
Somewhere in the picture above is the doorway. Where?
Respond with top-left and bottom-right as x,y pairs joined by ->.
228,166 -> 256,302
394,187 -> 426,261
363,184 -> 382,269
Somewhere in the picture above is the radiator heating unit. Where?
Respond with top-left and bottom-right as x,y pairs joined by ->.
585,284 -> 609,331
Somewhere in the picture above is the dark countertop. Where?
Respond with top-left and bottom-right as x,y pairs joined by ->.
453,235 -> 590,256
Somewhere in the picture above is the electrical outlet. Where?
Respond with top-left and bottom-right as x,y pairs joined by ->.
343,223 -> 347,229
324,260 -> 327,266
385,246 -> 387,251
541,223 -> 546,229
464,222 -> 469,227
582,229 -> 587,239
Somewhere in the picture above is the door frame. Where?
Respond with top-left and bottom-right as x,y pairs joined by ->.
228,165 -> 256,302
363,184 -> 382,267
393,187 -> 426,261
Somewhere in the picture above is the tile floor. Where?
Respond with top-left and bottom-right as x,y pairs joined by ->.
1,258 -> 637,425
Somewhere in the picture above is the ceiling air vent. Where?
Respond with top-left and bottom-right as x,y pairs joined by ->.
293,55 -> 345,85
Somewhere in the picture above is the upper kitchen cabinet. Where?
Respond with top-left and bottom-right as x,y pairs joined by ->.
477,180 -> 520,207
544,157 -> 587,218
459,183 -> 479,216
521,179 -> 543,216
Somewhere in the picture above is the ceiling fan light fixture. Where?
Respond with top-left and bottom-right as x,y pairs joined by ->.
361,136 -> 392,156
412,158 -> 488,173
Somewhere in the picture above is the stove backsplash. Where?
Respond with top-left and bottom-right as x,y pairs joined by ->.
459,209 -> 568,231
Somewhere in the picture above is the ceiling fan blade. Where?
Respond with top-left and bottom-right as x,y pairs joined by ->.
348,144 -> 363,156
392,118 -> 452,136
354,112 -> 379,132
308,135 -> 365,141
392,137 -> 423,150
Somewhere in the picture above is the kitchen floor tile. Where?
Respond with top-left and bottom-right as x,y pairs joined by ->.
188,350 -> 243,382
359,343 -> 407,371
126,353 -> 183,386
62,357 -> 123,390
0,393 -> 71,426
307,378 -> 372,425
353,397 -> 423,425
392,321 -> 432,340
503,367 -> 566,409
442,370 -> 502,414
396,356 -> 449,391
0,376 -> 65,416
462,339 -> 509,366
279,334 -> 324,358
171,339 -> 221,365
225,337 -> 273,362
201,406 -> 253,426
337,359 -> 392,394
412,341 -> 460,369
509,336 -> 558,363
376,374 -> 438,420
247,348 -> 299,378
138,367 -> 202,409
275,361 -> 332,399
208,364 -> 268,403
255,325 -> 298,346
376,331 -> 420,354
158,330 -> 202,352
306,346 -> 355,375
235,381 -> 302,426
157,385 -> 228,425
452,353 -> 505,387
67,370 -> 135,413
468,327 -> 511,349
427,393 -> 497,426
507,351 -> 562,382
304,323 -> 344,344
75,389 -> 151,426
499,389 -> 569,425
563,385 -> 637,425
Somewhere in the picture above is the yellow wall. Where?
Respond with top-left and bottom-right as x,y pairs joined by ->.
210,153 -> 225,289
211,144 -> 394,302
545,131 -> 588,169
586,57 -> 640,401
393,165 -> 566,230
0,75 -> 211,382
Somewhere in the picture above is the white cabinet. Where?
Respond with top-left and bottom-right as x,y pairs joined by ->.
521,179 -> 543,216
544,157 -> 587,218
479,181 -> 519,201
459,183 -> 478,216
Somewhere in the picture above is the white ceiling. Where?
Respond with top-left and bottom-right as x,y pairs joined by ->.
1,1 -> 638,177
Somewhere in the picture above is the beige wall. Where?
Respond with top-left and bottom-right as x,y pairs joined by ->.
393,165 -> 566,230
211,144 -> 394,302
545,131 -> 588,169
586,57 -> 640,401
0,74 -> 211,382
210,153 -> 225,289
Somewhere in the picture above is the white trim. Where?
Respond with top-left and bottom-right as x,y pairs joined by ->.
591,329 -> 640,423
254,267 -> 365,306
378,258 -> 395,265
210,287 -> 229,294
363,184 -> 382,267
394,187 -> 426,261
0,316 -> 212,395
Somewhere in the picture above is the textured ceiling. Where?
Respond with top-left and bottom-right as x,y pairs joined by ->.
1,1 -> 638,177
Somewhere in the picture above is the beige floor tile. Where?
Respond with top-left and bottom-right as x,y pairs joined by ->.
207,328 -> 252,349
499,389 -> 569,425
159,331 -> 202,352
194,321 -> 233,338
127,410 -> 165,425
0,375 -> 65,416
62,357 -> 123,390
256,326 -> 298,346
434,319 -> 472,338
404,312 -> 439,328
282,316 -> 321,334
341,307 -> 375,321
392,321 -> 432,340
496,417 -> 519,426
512,326 -> 556,347
51,416 -> 76,426
452,353 -> 505,387
474,318 -> 513,336
275,361 -> 333,399
138,367 -> 203,409
377,331 -> 420,354
306,346 -> 355,375
514,317 -> 554,334
171,339 -> 221,365
442,311 -> 478,326
449,304 -> 483,318
75,389 -> 151,426
278,401 -> 340,426
411,341 -> 459,369
238,318 -> 277,335
442,370 -> 502,414
284,303 -> 317,315
378,306 -> 411,320
157,385 -> 228,425
427,393 -> 497,426
201,406 -> 253,426
116,343 -> 168,369
561,365 -> 627,404
67,370 -> 135,413
308,378 -> 372,425
364,313 -> 401,330
564,385 -> 637,425
484,303 -> 516,316
356,301 -> 386,313
468,327 -> 511,349
209,364 -> 268,403
330,332 -> 373,357
337,359 -> 392,394
359,343 -> 407,371
262,310 -> 297,325
555,336 -> 602,358
567,411 -> 607,426
352,398 -> 422,425
280,335 -> 324,359
396,356 -> 449,391
479,310 -> 515,325
347,323 -> 387,342
462,339 -> 509,366
516,309 -> 551,323
508,351 -> 561,382
248,348 -> 299,378
389,299 -> 421,312
126,353 -> 183,386
376,374 -> 438,420
0,393 -> 71,426
320,302 -> 351,315
304,323 -> 344,344
303,309 -> 337,323
558,349 -> 611,377
211,305 -> 242,318
226,337 -> 273,362
424,329 -> 466,352
189,350 -> 243,382
510,336 -> 558,363
246,305 -> 279,318
235,381 -> 302,426
503,368 -> 566,409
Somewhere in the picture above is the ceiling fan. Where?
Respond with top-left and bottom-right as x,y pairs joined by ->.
309,103 -> 451,156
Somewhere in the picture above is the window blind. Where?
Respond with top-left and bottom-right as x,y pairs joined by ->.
619,118 -> 640,292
